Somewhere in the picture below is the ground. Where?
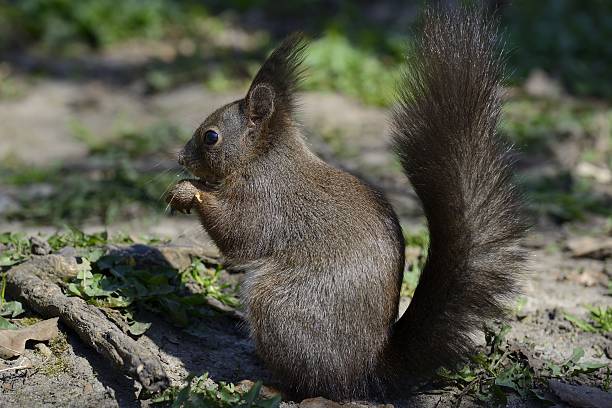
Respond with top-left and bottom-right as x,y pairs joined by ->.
0,69 -> 610,406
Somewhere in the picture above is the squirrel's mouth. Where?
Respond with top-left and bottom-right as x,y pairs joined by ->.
181,164 -> 220,187
177,150 -> 221,185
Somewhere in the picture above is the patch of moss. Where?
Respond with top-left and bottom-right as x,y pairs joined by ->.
38,332 -> 72,377
15,316 -> 43,327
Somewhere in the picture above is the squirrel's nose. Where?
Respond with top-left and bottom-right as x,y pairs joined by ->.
177,151 -> 185,166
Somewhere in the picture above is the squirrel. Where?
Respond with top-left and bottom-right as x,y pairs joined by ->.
166,5 -> 528,402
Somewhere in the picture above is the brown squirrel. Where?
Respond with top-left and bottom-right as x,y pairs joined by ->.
166,6 -> 528,401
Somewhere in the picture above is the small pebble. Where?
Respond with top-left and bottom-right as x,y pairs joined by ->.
30,236 -> 51,256
35,343 -> 53,358
58,246 -> 78,258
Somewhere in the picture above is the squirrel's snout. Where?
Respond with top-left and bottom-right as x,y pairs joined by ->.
177,151 -> 185,166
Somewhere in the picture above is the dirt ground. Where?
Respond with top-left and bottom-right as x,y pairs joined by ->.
0,77 -> 610,407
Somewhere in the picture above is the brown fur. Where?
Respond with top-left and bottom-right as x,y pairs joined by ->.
166,5 -> 527,402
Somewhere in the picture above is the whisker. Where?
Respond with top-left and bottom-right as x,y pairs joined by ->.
144,167 -> 173,186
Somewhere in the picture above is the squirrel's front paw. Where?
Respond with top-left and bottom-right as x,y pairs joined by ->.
165,180 -> 201,214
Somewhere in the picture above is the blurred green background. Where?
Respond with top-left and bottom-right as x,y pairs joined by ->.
0,0 -> 610,231
1,0 -> 611,99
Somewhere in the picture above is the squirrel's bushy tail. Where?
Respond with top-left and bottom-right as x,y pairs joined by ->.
383,6 -> 528,391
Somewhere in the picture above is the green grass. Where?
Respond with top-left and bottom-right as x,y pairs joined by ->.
564,305 -> 612,334
152,375 -> 280,408
501,96 -> 612,157
0,227 -> 278,404
504,0 -> 612,99
71,120 -> 186,159
523,173 -> 612,222
401,228 -> 429,298
66,251 -> 239,329
1,160 -> 177,225
501,95 -> 612,223
0,227 -> 239,345
0,227 -> 275,405
439,325 -> 608,405
0,0 -> 208,51
304,32 -> 400,106
2,0 -> 611,103
0,122 -> 188,226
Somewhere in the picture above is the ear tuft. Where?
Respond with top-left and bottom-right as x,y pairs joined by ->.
247,84 -> 275,127
246,33 -> 308,120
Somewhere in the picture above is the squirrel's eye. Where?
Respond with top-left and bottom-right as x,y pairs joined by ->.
203,130 -> 219,145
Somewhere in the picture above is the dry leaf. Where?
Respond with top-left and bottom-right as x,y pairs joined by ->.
0,317 -> 59,359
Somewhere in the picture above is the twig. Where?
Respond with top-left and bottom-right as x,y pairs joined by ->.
0,357 -> 32,373
5,258 -> 169,393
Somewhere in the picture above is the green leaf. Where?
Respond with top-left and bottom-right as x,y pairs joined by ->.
93,296 -> 133,308
567,348 -> 585,365
171,385 -> 191,408
172,374 -> 195,408
0,300 -> 24,317
576,361 -> 607,373
495,369 -> 520,392
256,395 -> 282,408
548,362 -> 562,377
0,254 -> 15,267
564,313 -> 596,333
83,248 -> 105,263
128,320 -> 151,336
0,315 -> 16,329
241,381 -> 262,407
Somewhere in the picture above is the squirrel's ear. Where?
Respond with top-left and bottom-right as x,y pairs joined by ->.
246,33 -> 307,123
247,84 -> 275,128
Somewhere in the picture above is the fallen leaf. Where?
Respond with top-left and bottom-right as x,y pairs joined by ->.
0,317 -> 59,359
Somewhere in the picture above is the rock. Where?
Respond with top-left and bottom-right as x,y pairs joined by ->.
524,69 -> 563,98
57,246 -> 78,258
30,236 -> 51,256
300,398 -> 342,408
576,162 -> 612,184
8,254 -> 82,285
565,261 -> 608,287
299,397 -> 393,408
22,183 -> 55,199
605,344 -> 612,359
0,192 -> 19,215
549,380 -> 612,408
34,342 -> 52,358
566,237 -> 612,260
237,380 -> 282,400
104,243 -> 220,272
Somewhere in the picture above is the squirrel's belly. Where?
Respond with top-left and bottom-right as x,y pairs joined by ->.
240,259 -> 394,399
